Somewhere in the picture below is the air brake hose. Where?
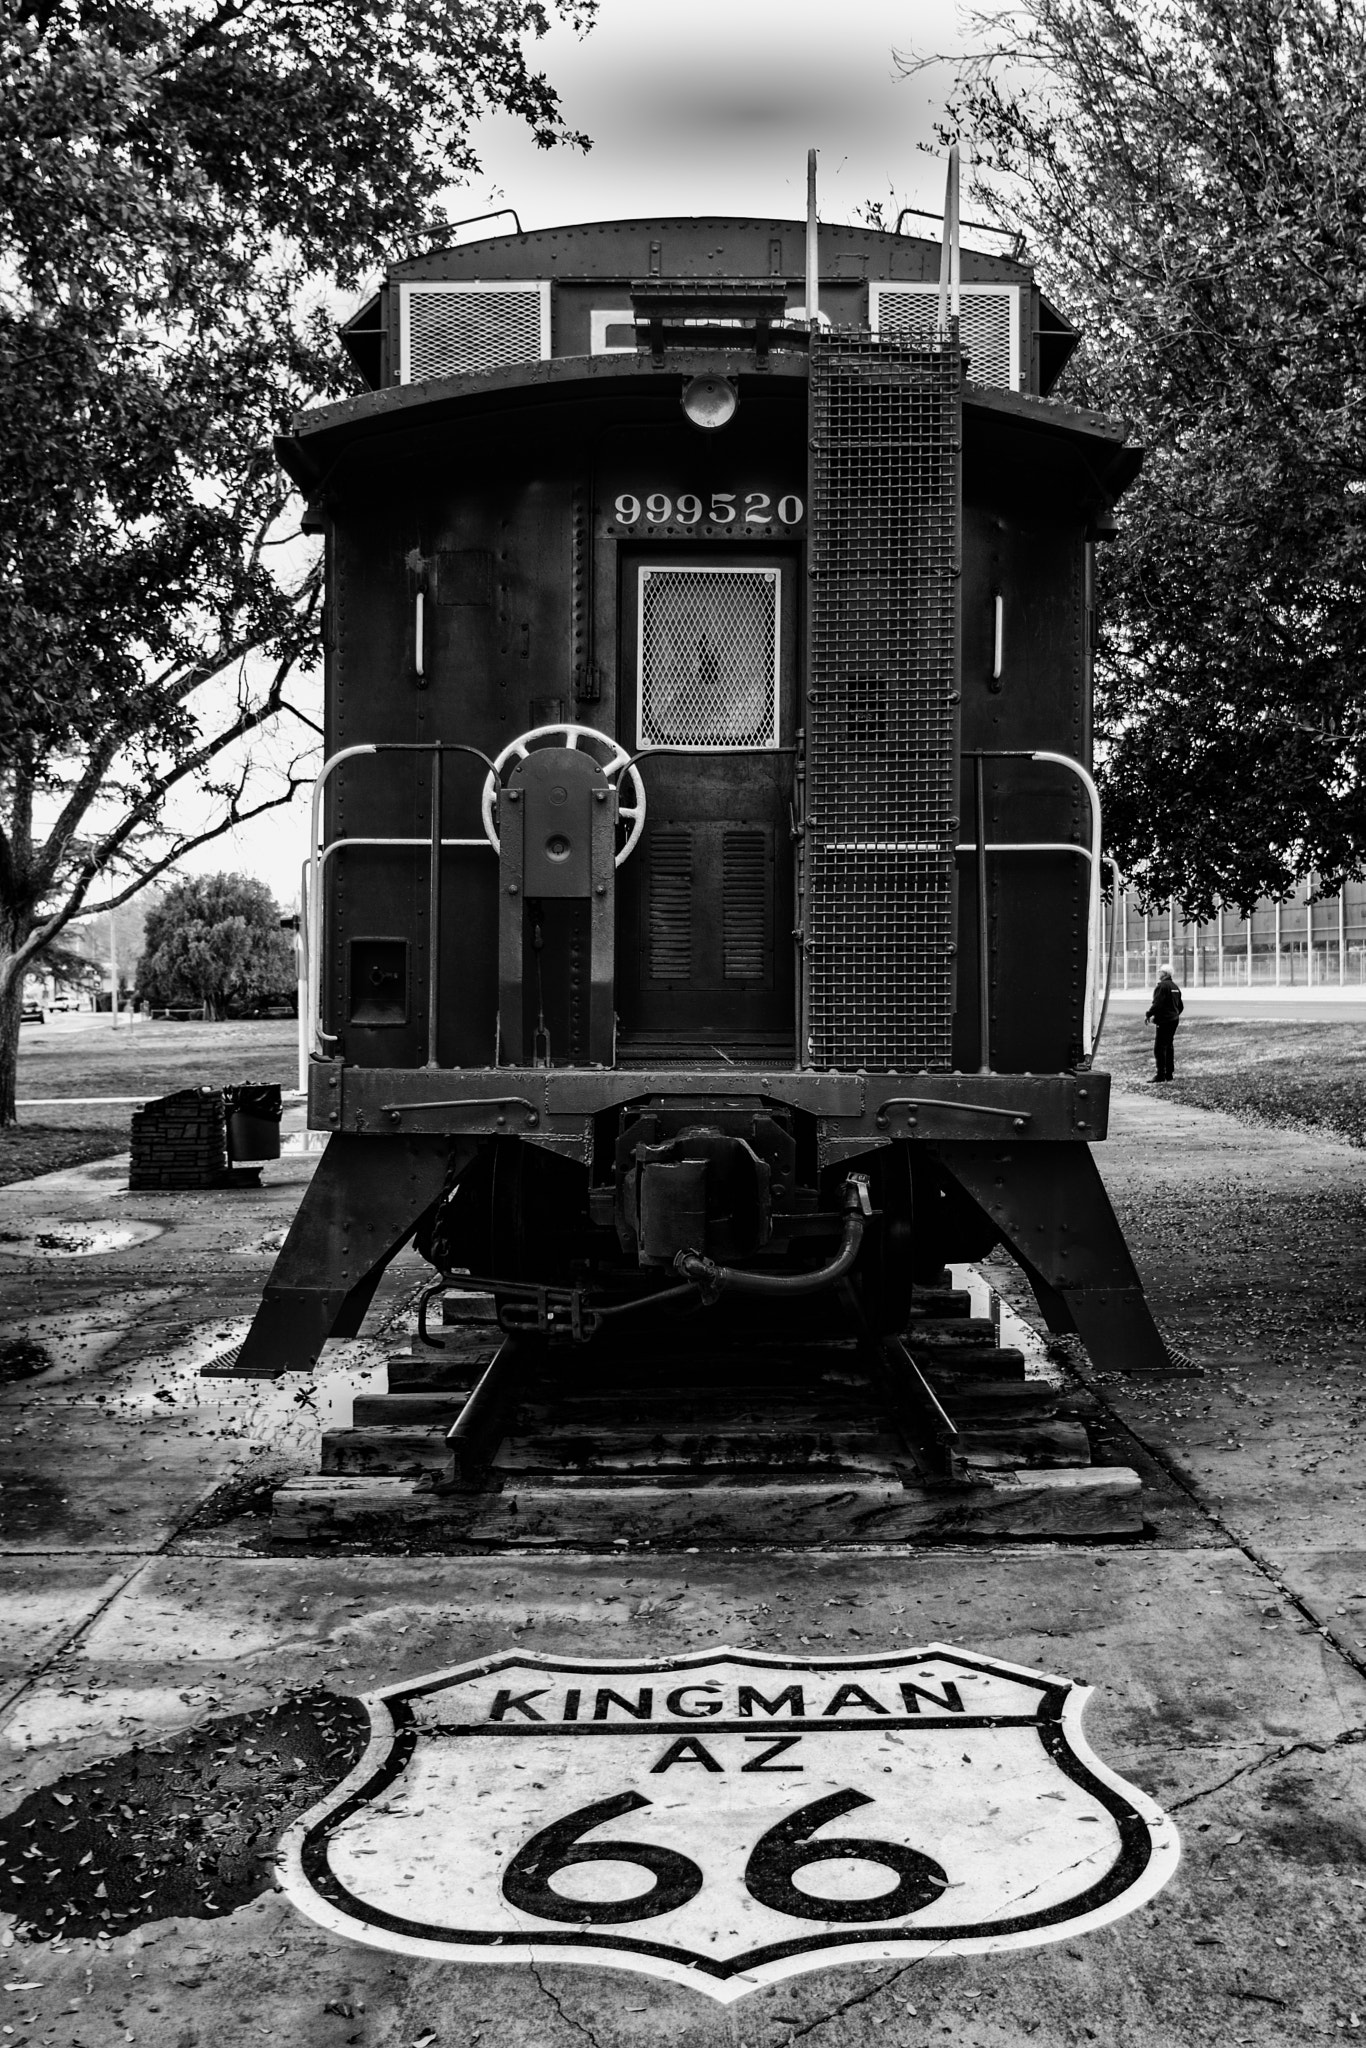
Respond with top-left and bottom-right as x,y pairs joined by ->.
672,1176 -> 869,1302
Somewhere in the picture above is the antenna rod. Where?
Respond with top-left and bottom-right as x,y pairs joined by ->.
806,148 -> 820,328
937,141 -> 961,335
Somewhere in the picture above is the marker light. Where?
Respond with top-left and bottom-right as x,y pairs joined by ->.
680,376 -> 738,431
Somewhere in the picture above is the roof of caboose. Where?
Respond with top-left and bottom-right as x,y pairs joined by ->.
336,214 -> 1071,387
277,214 -> 1137,500
382,215 -> 1028,285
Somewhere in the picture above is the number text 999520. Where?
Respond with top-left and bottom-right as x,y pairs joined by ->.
612,491 -> 803,528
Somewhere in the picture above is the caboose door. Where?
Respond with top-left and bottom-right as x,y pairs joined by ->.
615,548 -> 798,1059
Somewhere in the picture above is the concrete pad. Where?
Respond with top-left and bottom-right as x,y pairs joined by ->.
0,1562 -> 128,1720
0,1548 -> 1359,2042
0,1084 -> 1362,2040
1075,1090 -> 1366,1581
0,1317 -> 323,1553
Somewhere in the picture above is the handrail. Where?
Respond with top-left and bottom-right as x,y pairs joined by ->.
1092,855 -> 1124,1058
953,841 -> 1093,858
968,750 -> 1105,1056
297,858 -> 310,1093
311,835 -> 492,1052
307,743 -> 498,1059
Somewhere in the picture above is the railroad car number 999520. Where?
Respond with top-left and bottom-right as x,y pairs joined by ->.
614,491 -> 804,527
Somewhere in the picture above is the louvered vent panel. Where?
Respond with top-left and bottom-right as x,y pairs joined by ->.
400,284 -> 548,384
638,568 -> 780,749
870,286 -> 1017,390
723,831 -> 768,982
648,829 -> 693,983
804,332 -> 961,1071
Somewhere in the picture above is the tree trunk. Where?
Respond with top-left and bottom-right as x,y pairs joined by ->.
0,926 -> 24,1128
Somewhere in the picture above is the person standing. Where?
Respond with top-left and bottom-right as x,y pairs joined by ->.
1145,967 -> 1184,1081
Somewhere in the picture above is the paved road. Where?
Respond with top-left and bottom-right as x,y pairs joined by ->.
0,1093 -> 1362,2045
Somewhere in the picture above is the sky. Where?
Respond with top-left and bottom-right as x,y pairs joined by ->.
181,0 -> 975,906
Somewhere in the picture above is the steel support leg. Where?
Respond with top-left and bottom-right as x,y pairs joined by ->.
928,1140 -> 1186,1375
209,1134 -> 458,1379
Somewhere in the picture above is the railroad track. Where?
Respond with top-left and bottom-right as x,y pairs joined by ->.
273,1277 -> 1145,1545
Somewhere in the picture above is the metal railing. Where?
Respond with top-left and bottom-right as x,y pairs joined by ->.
307,743 -> 496,1062
304,740 -> 1108,1075
965,749 -> 1105,1065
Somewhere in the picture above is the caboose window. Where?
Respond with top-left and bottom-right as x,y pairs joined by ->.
637,567 -> 780,751
397,281 -> 551,383
868,282 -> 1020,391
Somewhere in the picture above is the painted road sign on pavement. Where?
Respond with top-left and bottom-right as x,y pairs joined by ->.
279,1645 -> 1179,2001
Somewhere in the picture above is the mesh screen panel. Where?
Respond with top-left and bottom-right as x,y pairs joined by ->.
805,332 -> 961,1071
402,285 -> 547,383
638,569 -> 779,748
872,286 -> 1017,390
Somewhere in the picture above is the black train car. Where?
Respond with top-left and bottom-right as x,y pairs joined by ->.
232,211 -> 1174,1378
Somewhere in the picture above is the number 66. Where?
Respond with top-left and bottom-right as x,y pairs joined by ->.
502,1788 -> 946,1924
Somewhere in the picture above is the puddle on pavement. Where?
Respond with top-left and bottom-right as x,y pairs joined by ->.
0,1217 -> 164,1258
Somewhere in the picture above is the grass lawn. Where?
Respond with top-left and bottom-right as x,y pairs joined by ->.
1099,1013 -> 1366,1146
2,1018 -> 299,1186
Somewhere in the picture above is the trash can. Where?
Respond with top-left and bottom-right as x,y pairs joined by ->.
223,1083 -> 283,1162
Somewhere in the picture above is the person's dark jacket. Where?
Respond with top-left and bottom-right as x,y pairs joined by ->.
1146,981 -> 1184,1024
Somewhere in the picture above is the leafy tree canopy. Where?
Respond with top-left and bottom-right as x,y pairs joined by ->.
135,871 -> 294,1017
928,0 -> 1366,915
0,0 -> 593,1118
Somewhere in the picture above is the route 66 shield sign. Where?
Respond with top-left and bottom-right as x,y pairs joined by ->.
278,1645 -> 1179,2002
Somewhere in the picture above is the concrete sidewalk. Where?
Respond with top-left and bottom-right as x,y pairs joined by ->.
0,1096 -> 1362,2045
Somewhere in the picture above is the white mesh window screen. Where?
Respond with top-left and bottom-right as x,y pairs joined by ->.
399,282 -> 550,384
869,284 -> 1019,390
638,568 -> 781,750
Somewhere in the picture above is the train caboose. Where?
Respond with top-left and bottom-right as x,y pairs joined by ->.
229,192 -> 1175,1382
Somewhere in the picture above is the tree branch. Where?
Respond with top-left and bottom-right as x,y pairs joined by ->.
67,773 -> 314,923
